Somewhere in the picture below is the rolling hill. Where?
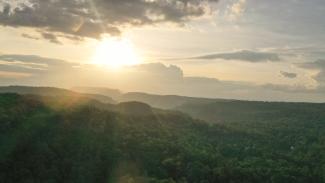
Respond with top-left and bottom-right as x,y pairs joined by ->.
71,87 -> 325,126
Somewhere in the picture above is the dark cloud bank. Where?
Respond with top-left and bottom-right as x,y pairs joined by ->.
190,50 -> 281,63
0,0 -> 218,43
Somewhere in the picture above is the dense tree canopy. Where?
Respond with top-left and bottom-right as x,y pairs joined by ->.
0,93 -> 325,182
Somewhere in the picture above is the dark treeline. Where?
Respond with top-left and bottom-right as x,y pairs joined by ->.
1,93 -> 325,183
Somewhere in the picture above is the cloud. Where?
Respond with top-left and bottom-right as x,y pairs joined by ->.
299,59 -> 325,83
21,33 -> 39,40
0,54 -> 75,66
297,59 -> 325,93
301,59 -> 325,70
134,62 -> 183,80
0,54 -> 81,86
131,63 -> 222,87
189,50 -> 281,62
226,0 -> 246,21
0,0 -> 218,43
41,32 -> 62,44
280,71 -> 297,79
0,54 -> 77,74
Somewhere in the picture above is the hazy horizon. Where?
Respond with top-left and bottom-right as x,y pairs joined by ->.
2,85 -> 325,104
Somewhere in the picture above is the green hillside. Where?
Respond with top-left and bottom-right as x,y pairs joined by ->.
1,93 -> 325,182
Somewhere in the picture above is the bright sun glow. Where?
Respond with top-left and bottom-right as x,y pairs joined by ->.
92,38 -> 140,68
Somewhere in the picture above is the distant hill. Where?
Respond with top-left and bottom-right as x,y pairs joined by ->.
1,93 -> 325,182
0,86 -> 116,104
175,100 -> 325,124
71,86 -> 230,109
72,86 -> 122,99
71,87 -> 325,125
118,92 -> 228,109
8,86 -> 325,125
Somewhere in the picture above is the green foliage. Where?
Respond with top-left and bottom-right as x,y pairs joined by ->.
0,94 -> 325,183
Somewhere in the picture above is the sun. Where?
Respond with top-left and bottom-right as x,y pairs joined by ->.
92,38 -> 140,68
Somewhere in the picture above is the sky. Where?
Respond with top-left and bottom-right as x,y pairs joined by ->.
0,0 -> 325,102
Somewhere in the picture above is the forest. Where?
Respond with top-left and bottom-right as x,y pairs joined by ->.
1,92 -> 325,183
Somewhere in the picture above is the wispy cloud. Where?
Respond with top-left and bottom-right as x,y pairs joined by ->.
280,71 -> 297,79
21,33 -> 39,40
187,50 -> 281,63
41,32 -> 62,44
